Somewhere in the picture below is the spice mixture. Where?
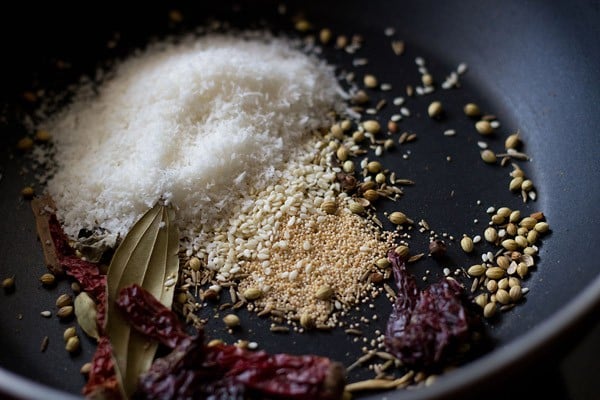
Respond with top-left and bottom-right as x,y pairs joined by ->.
7,4 -> 553,399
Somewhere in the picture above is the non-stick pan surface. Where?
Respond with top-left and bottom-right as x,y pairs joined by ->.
1,1 -> 599,399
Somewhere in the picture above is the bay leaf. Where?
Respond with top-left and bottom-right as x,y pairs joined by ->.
74,292 -> 99,340
105,204 -> 179,398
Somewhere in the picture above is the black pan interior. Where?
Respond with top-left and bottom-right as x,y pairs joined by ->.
0,1 -> 599,399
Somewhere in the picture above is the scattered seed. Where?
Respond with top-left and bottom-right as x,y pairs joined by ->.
40,336 -> 49,352
483,302 -> 497,318
349,202 -> 365,215
505,133 -> 521,149
80,362 -> 92,375
364,74 -> 378,88
534,222 -> 549,233
464,103 -> 481,117
475,120 -> 494,135
391,40 -> 405,55
56,294 -> 73,308
223,314 -> 240,328
509,176 -> 524,191
2,277 -> 15,291
57,306 -> 74,320
65,336 -> 80,353
270,325 -> 290,333
388,211 -> 407,225
467,264 -> 486,277
395,245 -> 410,258
421,73 -> 434,86
366,160 -> 382,173
486,267 -> 505,280
63,327 -> 77,341
481,150 -> 497,164
509,285 -> 522,302
40,310 -> 52,318
427,101 -> 443,118
40,273 -> 56,286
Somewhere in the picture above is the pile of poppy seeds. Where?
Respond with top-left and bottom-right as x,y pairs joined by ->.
13,6 -> 551,396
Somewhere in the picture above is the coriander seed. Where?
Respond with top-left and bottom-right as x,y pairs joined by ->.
475,120 -> 494,135
80,363 -> 92,375
364,74 -> 378,88
460,236 -> 474,253
366,161 -> 382,173
483,302 -> 497,318
243,288 -> 263,301
315,286 -> 334,300
427,101 -> 443,118
481,150 -> 497,164
463,103 -> 481,117
362,120 -> 381,134
63,327 -> 77,341
2,277 -> 15,291
65,336 -> 80,353
57,306 -> 74,319
395,245 -> 410,258
56,294 -> 73,308
40,273 -> 56,286
223,314 -> 240,328
388,211 -> 407,225
505,133 -> 521,149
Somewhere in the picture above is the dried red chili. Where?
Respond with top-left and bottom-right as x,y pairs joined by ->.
117,285 -> 345,400
82,337 -> 120,399
48,214 -> 107,328
384,251 -> 475,369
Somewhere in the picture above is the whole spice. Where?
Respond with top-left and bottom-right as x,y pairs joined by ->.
481,150 -> 497,164
384,252 -> 480,368
427,101 -> 443,118
74,292 -> 100,340
362,120 -> 381,134
505,133 -> 521,149
117,285 -> 345,400
57,306 -> 74,319
242,288 -> 263,301
56,294 -> 73,308
463,103 -> 481,117
104,203 -> 179,397
475,120 -> 494,135
364,74 -> 378,88
223,314 -> 241,328
388,211 -> 408,225
2,277 -> 15,291
66,336 -> 80,353
460,236 -> 474,253
64,327 -> 77,341
40,273 -> 56,286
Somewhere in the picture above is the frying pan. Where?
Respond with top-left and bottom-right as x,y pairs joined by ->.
1,1 -> 599,399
